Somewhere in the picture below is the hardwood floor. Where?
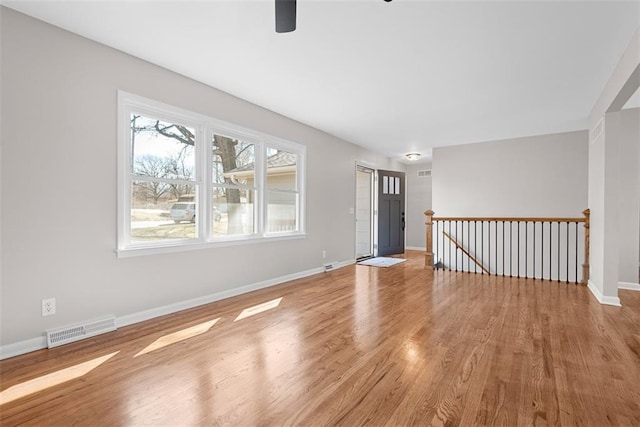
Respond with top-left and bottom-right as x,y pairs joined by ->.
1,251 -> 639,426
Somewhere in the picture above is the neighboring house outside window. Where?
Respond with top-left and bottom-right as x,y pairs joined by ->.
224,149 -> 299,233
117,91 -> 306,257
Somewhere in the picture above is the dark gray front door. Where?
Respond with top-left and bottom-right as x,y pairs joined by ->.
377,170 -> 405,256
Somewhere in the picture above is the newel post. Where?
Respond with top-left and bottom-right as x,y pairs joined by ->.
425,210 -> 434,270
582,209 -> 590,285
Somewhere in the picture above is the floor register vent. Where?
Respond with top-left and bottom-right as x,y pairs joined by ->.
46,316 -> 117,348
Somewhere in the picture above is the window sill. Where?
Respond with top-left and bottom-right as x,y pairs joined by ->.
116,233 -> 307,258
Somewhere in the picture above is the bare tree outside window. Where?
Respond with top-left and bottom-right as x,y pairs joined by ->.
130,114 -> 256,239
129,114 -> 197,241
132,155 -> 171,203
119,94 -> 304,251
212,135 -> 255,236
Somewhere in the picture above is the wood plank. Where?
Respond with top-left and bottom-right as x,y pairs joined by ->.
1,251 -> 639,426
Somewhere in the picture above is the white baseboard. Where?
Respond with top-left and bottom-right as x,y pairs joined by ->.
587,280 -> 622,306
405,246 -> 426,251
0,336 -> 47,360
618,281 -> 640,291
118,259 -> 354,329
0,259 -> 355,360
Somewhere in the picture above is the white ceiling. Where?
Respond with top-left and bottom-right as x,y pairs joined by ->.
4,1 -> 640,163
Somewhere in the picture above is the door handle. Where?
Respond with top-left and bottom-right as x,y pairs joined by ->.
401,212 -> 405,231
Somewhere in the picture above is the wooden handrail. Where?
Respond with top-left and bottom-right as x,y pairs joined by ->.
443,231 -> 489,275
432,216 -> 585,223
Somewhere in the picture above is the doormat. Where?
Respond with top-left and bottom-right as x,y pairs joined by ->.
357,257 -> 407,268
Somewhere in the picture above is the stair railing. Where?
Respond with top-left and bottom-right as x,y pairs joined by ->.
424,210 -> 590,285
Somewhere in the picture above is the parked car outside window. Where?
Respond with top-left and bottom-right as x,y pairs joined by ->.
170,202 -> 196,223
169,202 -> 221,223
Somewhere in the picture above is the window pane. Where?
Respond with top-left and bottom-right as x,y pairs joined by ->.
131,181 -> 197,242
212,187 -> 254,236
212,135 -> 255,186
266,147 -> 297,190
383,176 -> 388,194
267,190 -> 298,233
131,114 -> 195,181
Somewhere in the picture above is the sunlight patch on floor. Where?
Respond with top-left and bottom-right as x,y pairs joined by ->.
134,318 -> 220,357
403,340 -> 421,364
234,297 -> 283,322
0,351 -> 119,406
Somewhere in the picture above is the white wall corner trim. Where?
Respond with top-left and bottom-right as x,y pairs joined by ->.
618,281 -> 640,291
587,280 -> 622,306
589,116 -> 605,143
0,260 -> 355,360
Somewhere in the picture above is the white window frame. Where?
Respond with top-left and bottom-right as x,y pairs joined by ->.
208,127 -> 262,242
117,91 -> 306,257
263,138 -> 305,235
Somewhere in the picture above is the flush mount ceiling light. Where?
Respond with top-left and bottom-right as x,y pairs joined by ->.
406,153 -> 421,161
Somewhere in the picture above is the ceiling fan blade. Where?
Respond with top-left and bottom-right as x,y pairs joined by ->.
275,0 -> 296,33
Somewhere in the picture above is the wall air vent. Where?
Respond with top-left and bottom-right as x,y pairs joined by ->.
46,316 -> 117,348
417,170 -> 431,178
324,262 -> 335,271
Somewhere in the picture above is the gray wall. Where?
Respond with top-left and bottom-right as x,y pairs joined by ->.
0,8 -> 403,351
405,163 -> 432,249
618,107 -> 640,285
432,131 -> 588,217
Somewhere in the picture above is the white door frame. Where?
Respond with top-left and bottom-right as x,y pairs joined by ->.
355,163 -> 375,259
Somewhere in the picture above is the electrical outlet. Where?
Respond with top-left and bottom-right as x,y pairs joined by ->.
42,298 -> 56,316
322,250 -> 326,259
